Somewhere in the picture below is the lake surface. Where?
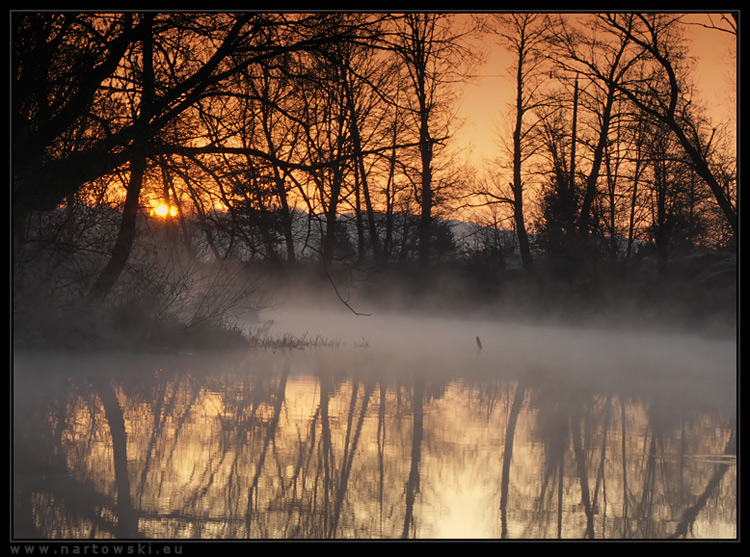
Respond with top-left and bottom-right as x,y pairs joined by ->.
12,315 -> 737,540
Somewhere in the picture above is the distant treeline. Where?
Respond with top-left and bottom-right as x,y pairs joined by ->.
13,13 -> 736,344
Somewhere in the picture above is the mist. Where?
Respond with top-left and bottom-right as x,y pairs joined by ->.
224,262 -> 735,418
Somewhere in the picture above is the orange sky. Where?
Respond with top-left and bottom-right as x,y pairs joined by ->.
456,13 -> 737,166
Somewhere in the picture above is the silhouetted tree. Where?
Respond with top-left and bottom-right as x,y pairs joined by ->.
534,100 -> 581,277
389,14 -> 474,267
13,13 -> 139,226
600,13 -> 737,235
14,13 -> 371,303
544,14 -> 641,243
481,14 -> 548,274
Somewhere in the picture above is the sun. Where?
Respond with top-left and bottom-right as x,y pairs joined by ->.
151,203 -> 178,217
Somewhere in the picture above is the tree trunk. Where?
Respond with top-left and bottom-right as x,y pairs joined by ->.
511,46 -> 533,273
611,14 -> 737,234
322,162 -> 344,269
275,176 -> 297,263
89,15 -> 154,304
259,97 -> 297,263
578,84 -> 616,236
350,116 -> 382,259
88,154 -> 146,303
417,113 -> 433,267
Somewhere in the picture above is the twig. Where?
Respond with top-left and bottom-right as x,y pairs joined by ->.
323,261 -> 372,317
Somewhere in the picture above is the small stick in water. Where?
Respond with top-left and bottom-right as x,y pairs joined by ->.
476,336 -> 483,351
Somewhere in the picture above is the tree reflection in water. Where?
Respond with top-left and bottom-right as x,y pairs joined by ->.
13,342 -> 736,540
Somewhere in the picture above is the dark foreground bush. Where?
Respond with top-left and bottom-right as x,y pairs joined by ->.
13,300 -> 252,353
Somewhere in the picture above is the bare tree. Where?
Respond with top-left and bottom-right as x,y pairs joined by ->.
543,14 -> 644,239
481,14 -> 548,273
14,13 -> 371,304
388,14 -> 474,267
600,13 -> 737,235
13,13 -> 139,223
89,13 -> 156,302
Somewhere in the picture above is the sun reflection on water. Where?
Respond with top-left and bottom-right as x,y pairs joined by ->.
13,343 -> 737,540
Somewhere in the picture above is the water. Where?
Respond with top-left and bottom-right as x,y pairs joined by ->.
12,314 -> 737,540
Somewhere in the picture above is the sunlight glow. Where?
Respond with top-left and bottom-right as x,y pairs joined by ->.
152,203 -> 178,217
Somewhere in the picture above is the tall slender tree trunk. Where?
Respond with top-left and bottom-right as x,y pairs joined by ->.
88,154 -> 147,303
568,75 -> 579,216
578,85 -> 616,236
417,113 -> 433,267
275,176 -> 297,264
259,95 -> 296,263
351,119 -> 382,259
353,171 -> 366,259
403,14 -> 436,269
655,162 -> 670,276
511,46 -> 533,273
626,132 -> 644,261
322,164 -> 343,269
383,119 -> 399,263
89,15 -> 154,304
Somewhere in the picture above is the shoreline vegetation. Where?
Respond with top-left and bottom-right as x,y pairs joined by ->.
13,248 -> 737,355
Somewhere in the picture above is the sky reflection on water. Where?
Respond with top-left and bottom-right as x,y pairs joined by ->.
13,321 -> 737,540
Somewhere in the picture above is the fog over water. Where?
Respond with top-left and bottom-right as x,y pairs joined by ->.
260,300 -> 736,384
13,287 -> 737,540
